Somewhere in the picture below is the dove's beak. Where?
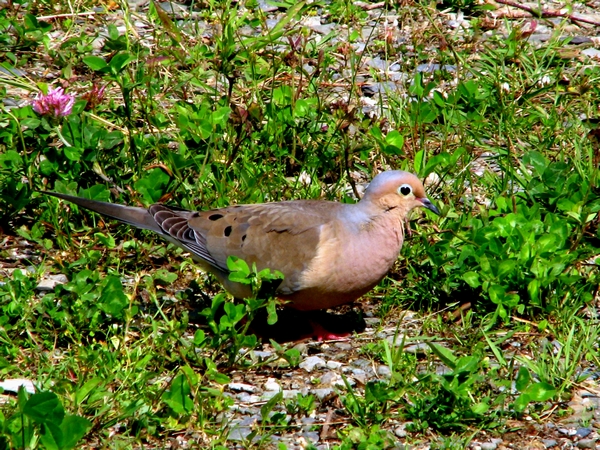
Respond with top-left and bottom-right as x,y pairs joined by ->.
420,198 -> 440,215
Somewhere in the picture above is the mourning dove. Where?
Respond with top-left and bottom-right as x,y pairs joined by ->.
44,171 -> 439,314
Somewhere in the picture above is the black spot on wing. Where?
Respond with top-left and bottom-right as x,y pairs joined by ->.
224,225 -> 232,237
208,214 -> 223,221
149,205 -> 227,272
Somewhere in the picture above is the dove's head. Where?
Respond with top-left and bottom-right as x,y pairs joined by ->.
361,171 -> 440,215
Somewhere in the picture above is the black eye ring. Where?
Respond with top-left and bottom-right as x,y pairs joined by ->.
399,184 -> 412,196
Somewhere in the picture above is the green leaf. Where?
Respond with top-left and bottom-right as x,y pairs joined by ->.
513,393 -> 530,414
370,126 -> 383,141
40,422 -> 63,450
471,402 -> 490,414
63,146 -> 83,161
154,268 -> 178,284
134,168 -> 170,203
212,106 -> 232,126
162,374 -> 194,415
515,366 -> 531,392
82,56 -> 108,71
109,52 -> 134,74
60,415 -> 92,449
0,150 -> 23,168
282,348 -> 301,366
383,144 -> 403,155
107,23 -> 120,41
267,0 -> 306,35
525,382 -> 556,402
227,256 -> 250,274
523,151 -> 548,177
23,392 -> 64,425
384,130 -> 404,151
98,276 -> 128,318
181,365 -> 199,387
227,256 -> 252,283
454,355 -> 479,374
94,232 -> 116,249
497,259 -> 516,279
75,377 -> 104,405
193,329 -> 205,346
427,343 -> 457,369
463,271 -> 480,288
414,150 -> 424,175
489,284 -> 519,307
266,299 -> 278,325
223,302 -> 245,323
260,391 -> 283,421
527,279 -> 540,303
483,332 -> 507,366
535,234 -> 556,255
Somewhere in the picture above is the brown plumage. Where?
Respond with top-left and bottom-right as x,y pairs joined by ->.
44,171 -> 439,312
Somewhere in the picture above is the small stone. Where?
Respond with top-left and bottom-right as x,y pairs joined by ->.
320,372 -> 340,386
351,368 -> 367,384
351,359 -> 370,369
576,438 -> 597,449
0,379 -> 35,394
237,393 -> 261,403
303,431 -> 320,443
576,428 -> 592,438
36,274 -> 68,291
311,23 -> 336,35
569,36 -> 592,45
335,342 -> 352,351
582,48 -> 600,59
228,427 -> 251,441
416,63 -> 456,73
386,335 -> 407,346
312,388 -> 334,400
264,378 -> 281,392
404,343 -> 430,354
301,17 -> 321,27
253,350 -> 273,359
157,2 -> 188,14
299,356 -> 326,372
394,424 -> 407,438
228,416 -> 257,441
481,441 -> 498,450
326,360 -> 343,370
261,390 -> 280,400
282,389 -> 301,399
558,427 -> 576,436
265,19 -> 280,30
301,417 -> 315,428
257,0 -> 278,12
364,317 -> 380,326
268,358 -> 291,368
229,382 -> 258,393
541,439 -> 557,448
377,365 -> 391,378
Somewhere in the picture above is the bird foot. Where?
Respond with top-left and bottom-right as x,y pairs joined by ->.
308,320 -> 351,342
248,308 -> 364,343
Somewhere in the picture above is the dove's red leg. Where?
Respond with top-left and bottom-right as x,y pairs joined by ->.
249,308 -> 365,343
305,319 -> 351,342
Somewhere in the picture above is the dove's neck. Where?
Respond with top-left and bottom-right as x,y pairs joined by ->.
344,202 -> 406,252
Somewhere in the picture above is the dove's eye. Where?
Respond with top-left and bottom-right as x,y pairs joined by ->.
398,184 -> 412,196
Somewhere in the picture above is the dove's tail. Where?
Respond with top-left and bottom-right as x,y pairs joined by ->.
43,192 -> 164,235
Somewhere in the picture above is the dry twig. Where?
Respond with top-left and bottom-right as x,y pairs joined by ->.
494,0 -> 600,26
